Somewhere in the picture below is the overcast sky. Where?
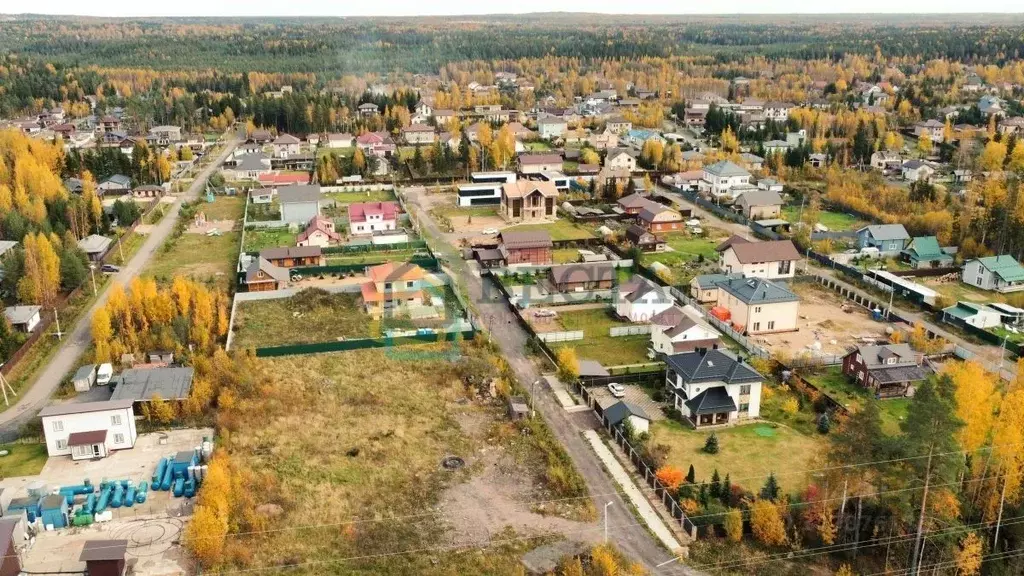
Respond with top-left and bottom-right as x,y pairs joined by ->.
9,1 -> 1024,17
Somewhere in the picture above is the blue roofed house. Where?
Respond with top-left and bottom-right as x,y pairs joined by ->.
856,224 -> 910,256
664,349 -> 764,428
716,277 -> 800,335
901,236 -> 954,269
962,255 -> 1024,293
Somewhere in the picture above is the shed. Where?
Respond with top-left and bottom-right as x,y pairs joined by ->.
603,401 -> 652,434
39,494 -> 68,529
80,539 -> 128,576
72,364 -> 97,392
110,366 -> 195,402
4,496 -> 40,523
77,234 -> 114,261
0,517 -> 23,576
507,396 -> 530,420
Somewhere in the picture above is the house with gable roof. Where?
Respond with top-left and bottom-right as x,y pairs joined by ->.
901,236 -> 954,269
360,262 -> 428,317
348,201 -> 399,235
715,235 -> 800,280
649,305 -> 721,355
963,255 -> 1024,293
716,277 -> 799,335
856,224 -> 911,255
700,160 -> 753,198
500,180 -> 558,222
296,215 -> 342,247
842,343 -> 930,398
664,349 -> 764,427
615,274 -> 674,322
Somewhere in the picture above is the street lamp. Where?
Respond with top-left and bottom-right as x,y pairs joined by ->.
89,263 -> 97,295
604,501 -> 614,543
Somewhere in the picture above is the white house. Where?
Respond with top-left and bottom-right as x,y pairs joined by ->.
272,134 -> 301,158
764,102 -> 794,122
603,401 -> 651,434
664,349 -> 764,428
716,277 -> 800,335
348,201 -> 399,235
326,133 -> 354,148
941,302 -> 1003,329
38,399 -> 137,460
716,236 -> 800,280
537,117 -> 568,139
649,306 -> 721,355
962,255 -> 1024,293
615,275 -> 674,322
902,160 -> 935,182
700,160 -> 752,198
605,149 -> 637,171
4,305 -> 42,333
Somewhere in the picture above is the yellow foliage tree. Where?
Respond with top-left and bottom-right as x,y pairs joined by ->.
720,126 -> 739,153
556,347 -> 580,382
956,532 -> 983,576
945,361 -> 999,459
724,508 -> 744,542
979,140 -> 1008,172
18,232 -> 61,306
149,393 -> 176,424
750,499 -> 787,546
183,504 -> 227,569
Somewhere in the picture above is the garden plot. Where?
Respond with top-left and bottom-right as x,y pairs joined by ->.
528,306 -> 652,367
753,281 -> 890,358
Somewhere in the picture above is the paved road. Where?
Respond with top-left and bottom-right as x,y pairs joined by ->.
0,135 -> 240,439
404,188 -> 705,575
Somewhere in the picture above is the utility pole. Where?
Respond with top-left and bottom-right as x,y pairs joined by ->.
994,471 -> 1008,549
910,448 -> 934,576
604,501 -> 613,543
52,308 -> 63,341
531,379 -> 538,418
89,264 -> 97,295
0,366 -> 16,406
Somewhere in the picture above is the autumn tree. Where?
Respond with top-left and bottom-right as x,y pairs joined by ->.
91,307 -> 113,363
655,465 -> 684,490
956,532 -> 983,576
183,504 -> 228,568
750,499 -> 787,546
979,139 -> 1008,172
917,132 -> 932,155
720,126 -> 739,153
556,347 -> 580,382
724,508 -> 743,542
580,148 -> 600,165
945,361 -> 998,462
149,393 -> 176,424
18,232 -> 61,306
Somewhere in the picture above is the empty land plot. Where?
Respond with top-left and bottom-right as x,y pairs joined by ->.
231,291 -> 373,349
804,368 -> 911,435
549,307 -> 651,367
781,206 -> 866,232
754,281 -> 889,357
145,230 -> 241,287
212,345 -> 593,574
506,220 -> 597,241
325,248 -> 425,266
327,189 -> 397,205
199,195 -> 246,221
650,419 -> 827,495
642,229 -> 725,283
242,228 -> 298,252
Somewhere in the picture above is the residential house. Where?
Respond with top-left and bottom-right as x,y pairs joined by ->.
649,306 -> 721,355
355,132 -> 397,158
98,115 -> 121,133
517,153 -> 563,175
716,236 -> 800,279
942,301 -> 1004,329
625,224 -> 665,252
842,343 -> 929,398
602,401 -> 652,434
402,124 -> 437,145
498,230 -> 553,265
689,273 -> 744,304
549,262 -> 616,292
243,257 -> 290,291
77,234 -> 113,261
360,262 -> 428,317
349,201 -> 399,235
739,152 -> 765,171
808,153 -> 828,168
856,224 -> 911,255
734,189 -> 784,220
664,349 -> 763,427
998,117 -> 1024,136
296,215 -> 341,247
4,305 -> 41,333
913,119 -> 946,143
432,109 -> 457,125
637,204 -> 684,233
272,133 -> 302,158
500,180 -> 558,222
902,160 -> 935,182
871,150 -> 903,172
148,125 -> 182,145
762,140 -> 792,155
64,177 -> 84,194
251,129 -> 273,144
979,95 -> 1006,117
260,246 -> 325,268
326,133 -> 355,148
700,160 -> 752,198
227,153 -> 272,180
278,184 -> 322,224
605,148 -> 637,171
597,167 -> 632,191
587,130 -> 619,150
764,102 -> 795,122
617,193 -> 654,215
537,117 -> 568,139
962,255 -> 1024,293
605,116 -> 632,133
132,184 -> 165,199
625,129 -> 664,147
358,103 -> 380,117
97,174 -> 131,195
39,399 -> 137,460
615,275 -> 674,322
756,178 -> 784,193
901,236 -> 954,269
716,277 -> 799,335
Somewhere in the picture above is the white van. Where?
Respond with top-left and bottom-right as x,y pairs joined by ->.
95,363 -> 114,385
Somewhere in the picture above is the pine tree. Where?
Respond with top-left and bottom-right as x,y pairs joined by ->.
686,464 -> 696,484
710,469 -> 722,498
703,432 -> 720,454
721,474 -> 732,506
760,473 -> 780,501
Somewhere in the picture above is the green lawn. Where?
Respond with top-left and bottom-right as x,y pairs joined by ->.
641,230 -> 723,284
200,195 -> 246,221
242,228 -> 299,252
650,419 -> 828,495
145,231 -> 241,289
327,189 -> 397,205
804,367 -> 911,435
326,249 -> 425,266
550,308 -> 651,366
505,220 -> 596,241
0,443 -> 48,477
552,248 -> 582,264
316,146 -> 356,159
524,141 -> 552,151
782,206 -> 866,232
925,278 -> 1006,305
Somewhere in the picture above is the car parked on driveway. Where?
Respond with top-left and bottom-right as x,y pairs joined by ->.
607,383 -> 626,398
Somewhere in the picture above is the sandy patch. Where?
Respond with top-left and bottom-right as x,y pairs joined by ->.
186,219 -> 236,234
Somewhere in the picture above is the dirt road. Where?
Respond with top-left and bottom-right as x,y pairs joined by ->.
0,134 -> 240,439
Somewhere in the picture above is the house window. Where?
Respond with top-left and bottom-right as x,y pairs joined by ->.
768,321 -> 775,330
740,402 -> 750,412
976,275 -> 984,286
778,260 -> 791,274
740,385 -> 751,395
56,439 -> 67,450
111,414 -> 122,426
754,306 -> 762,313
384,282 -> 392,290
407,281 -> 415,288
114,433 -> 125,444
753,322 -> 761,331
52,420 -> 64,432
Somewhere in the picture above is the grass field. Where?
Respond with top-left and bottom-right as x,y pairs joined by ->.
326,249 -> 424,266
0,443 -> 48,477
552,247 -> 582,264
242,228 -> 298,252
782,206 -> 866,232
550,308 -> 651,366
642,230 -> 723,283
650,418 -> 827,495
232,292 -> 374,349
524,141 -> 552,151
804,368 -> 910,435
924,278 -> 1008,305
200,195 -> 246,221
212,345 -> 591,573
327,189 -> 397,205
506,220 -> 596,241
146,231 -> 241,288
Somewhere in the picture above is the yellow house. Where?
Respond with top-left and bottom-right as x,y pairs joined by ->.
361,262 -> 427,317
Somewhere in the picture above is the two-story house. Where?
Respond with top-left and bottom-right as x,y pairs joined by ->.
649,306 -> 721,356
537,117 -> 568,139
360,262 -> 428,317
615,275 -> 674,322
39,399 -> 138,460
716,277 -> 799,335
348,201 -> 399,235
913,119 -> 946,144
498,230 -> 553,265
734,189 -> 783,220
664,349 -> 764,428
296,215 -> 342,247
605,148 -> 638,171
962,255 -> 1024,293
856,224 -> 910,255
243,257 -> 290,292
272,133 -> 302,158
716,236 -> 800,280
500,180 -> 558,222
402,124 -> 437,145
700,160 -> 752,198
841,343 -> 929,398
517,153 -> 563,175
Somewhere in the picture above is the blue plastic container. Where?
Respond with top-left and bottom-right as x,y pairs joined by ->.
111,483 -> 124,508
152,458 -> 167,486
136,481 -> 149,504
161,463 -> 173,491
172,477 -> 185,497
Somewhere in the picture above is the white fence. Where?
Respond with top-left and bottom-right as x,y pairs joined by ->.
322,183 -> 395,193
610,325 -> 652,337
538,330 -> 585,343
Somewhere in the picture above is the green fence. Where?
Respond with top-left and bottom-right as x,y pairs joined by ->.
252,329 -> 478,357
292,255 -> 440,276
321,240 -> 428,254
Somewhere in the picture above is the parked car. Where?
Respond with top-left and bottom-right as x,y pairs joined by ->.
95,363 -> 114,385
101,264 -> 120,274
534,309 -> 558,318
607,383 -> 626,398
481,228 -> 499,235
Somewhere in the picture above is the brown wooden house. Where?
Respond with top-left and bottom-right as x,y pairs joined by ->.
841,343 -> 930,398
79,540 -> 128,576
498,230 -> 553,265
549,262 -> 616,292
243,257 -> 290,292
625,224 -> 665,252
259,246 -> 325,268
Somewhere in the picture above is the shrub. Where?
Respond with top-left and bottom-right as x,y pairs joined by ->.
750,499 -> 788,546
724,508 -> 744,542
817,412 -> 831,434
703,433 -> 720,454
656,465 -> 685,490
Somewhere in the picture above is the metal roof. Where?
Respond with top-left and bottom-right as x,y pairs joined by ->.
685,387 -> 738,415
703,160 -> 750,178
77,234 -> 113,255
665,349 -> 763,385
718,277 -> 798,305
80,540 -> 128,562
722,239 -> 801,265
604,401 -> 651,426
499,229 -> 553,249
277,184 -> 322,204
4,305 -> 40,326
859,224 -> 911,241
39,399 -> 135,418
110,367 -> 195,401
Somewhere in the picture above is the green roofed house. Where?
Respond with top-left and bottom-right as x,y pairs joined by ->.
963,255 -> 1024,293
901,236 -> 954,269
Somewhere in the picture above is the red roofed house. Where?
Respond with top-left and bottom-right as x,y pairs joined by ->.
356,131 -> 397,157
349,201 -> 399,235
361,262 -> 427,317
296,215 -> 342,247
258,172 -> 311,186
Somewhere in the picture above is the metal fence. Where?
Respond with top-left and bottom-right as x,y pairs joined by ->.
252,328 -> 477,357
538,330 -> 585,343
610,325 -> 652,337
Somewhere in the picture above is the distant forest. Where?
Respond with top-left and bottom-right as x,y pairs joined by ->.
3,15 -> 1024,74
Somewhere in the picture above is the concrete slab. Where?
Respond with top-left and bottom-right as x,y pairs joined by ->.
590,385 -> 666,421
583,430 -> 680,552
